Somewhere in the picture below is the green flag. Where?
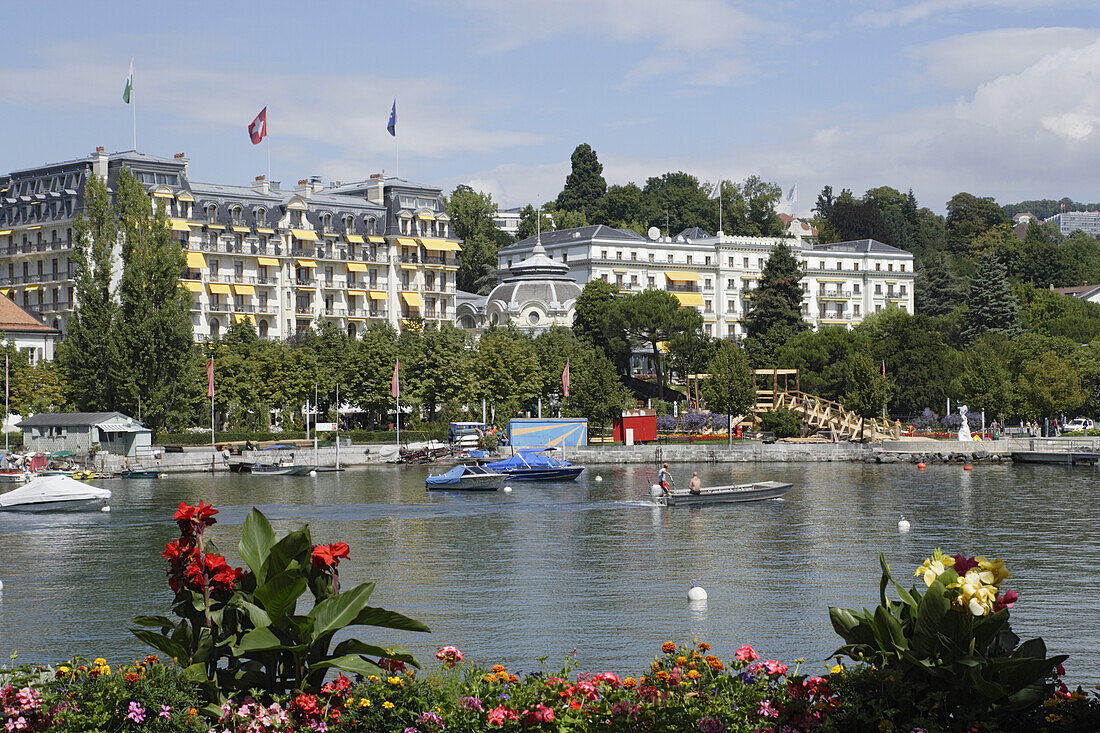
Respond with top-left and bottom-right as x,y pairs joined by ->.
123,59 -> 133,104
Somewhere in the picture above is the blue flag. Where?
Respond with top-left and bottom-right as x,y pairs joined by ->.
387,99 -> 396,137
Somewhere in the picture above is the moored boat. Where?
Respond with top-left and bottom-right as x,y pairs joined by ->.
426,464 -> 506,491
651,480 -> 792,506
484,449 -> 584,481
252,463 -> 316,476
0,475 -> 112,512
117,469 -> 165,479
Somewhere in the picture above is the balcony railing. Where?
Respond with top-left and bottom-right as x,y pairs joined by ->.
818,290 -> 852,299
666,284 -> 702,293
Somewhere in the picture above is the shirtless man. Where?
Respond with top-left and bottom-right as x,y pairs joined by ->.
688,471 -> 702,495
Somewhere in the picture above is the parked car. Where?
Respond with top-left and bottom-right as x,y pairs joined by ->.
1063,418 -> 1095,433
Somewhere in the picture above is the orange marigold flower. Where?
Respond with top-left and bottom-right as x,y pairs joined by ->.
482,674 -> 497,683
676,656 -> 687,665
655,670 -> 670,681
187,708 -> 197,718
707,657 -> 724,672
124,672 -> 140,683
698,642 -> 711,652
687,669 -> 702,681
491,664 -> 506,674
622,677 -> 638,689
497,673 -> 510,683
144,655 -> 159,665
661,642 -> 676,654
639,676 -> 648,686
688,661 -> 697,670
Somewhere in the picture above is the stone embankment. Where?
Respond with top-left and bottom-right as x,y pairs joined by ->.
98,439 -> 1013,474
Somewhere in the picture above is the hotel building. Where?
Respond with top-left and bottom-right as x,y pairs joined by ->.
496,225 -> 916,338
0,148 -> 461,341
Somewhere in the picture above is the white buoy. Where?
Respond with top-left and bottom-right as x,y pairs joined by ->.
898,516 -> 910,531
101,505 -> 111,512
688,584 -> 707,601
594,474 -> 603,482
649,484 -> 663,498
503,485 -> 513,493
309,470 -> 318,477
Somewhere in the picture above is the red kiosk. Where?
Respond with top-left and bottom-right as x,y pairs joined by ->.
612,409 -> 657,444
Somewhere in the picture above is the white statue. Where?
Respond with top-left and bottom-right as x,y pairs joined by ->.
957,404 -> 973,442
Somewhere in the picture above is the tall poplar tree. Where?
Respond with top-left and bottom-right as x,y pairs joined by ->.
110,169 -> 196,436
58,173 -> 118,412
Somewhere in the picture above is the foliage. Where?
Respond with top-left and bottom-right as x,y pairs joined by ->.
571,280 -> 630,370
555,143 -> 607,221
757,409 -> 804,439
618,289 -> 703,399
841,349 -> 890,439
562,349 -> 631,435
699,340 -> 755,432
131,502 -> 428,707
446,185 -> 511,294
946,192 -> 1009,252
744,241 -> 808,365
964,253 -> 1021,341
470,326 -> 542,418
0,344 -> 66,417
830,551 -> 1067,728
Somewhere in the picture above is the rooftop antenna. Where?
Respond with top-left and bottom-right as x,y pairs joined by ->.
665,206 -> 669,237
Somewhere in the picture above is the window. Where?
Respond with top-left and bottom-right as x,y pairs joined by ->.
601,274 -> 608,282
686,255 -> 693,264
705,324 -> 712,336
207,204 -> 217,223
647,276 -> 655,287
874,284 -> 881,294
209,319 -> 220,337
648,253 -> 655,262
561,252 -> 568,263
704,278 -> 711,288
667,254 -> 674,263
853,283 -> 860,294
875,263 -> 881,271
210,260 -> 219,278
854,304 -> 861,317
631,251 -> 637,261
704,299 -> 712,313
819,261 -> 825,270
729,257 -> 735,267
853,262 -> 859,271
256,208 -> 266,226
743,257 -> 749,268
291,211 -> 303,227
888,263 -> 894,272
728,325 -> 736,336
601,250 -> 608,259
727,299 -> 735,311
630,274 -> 638,285
876,305 -> 882,313
836,262 -> 842,270
757,258 -> 763,268
322,213 -> 332,232
234,261 -> 243,279
616,251 -> 622,260
900,264 -> 906,272
230,206 -> 243,226
900,285 -> 907,295
705,256 -> 711,265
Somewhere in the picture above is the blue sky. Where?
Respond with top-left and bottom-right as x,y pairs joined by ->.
3,1 -> 1100,215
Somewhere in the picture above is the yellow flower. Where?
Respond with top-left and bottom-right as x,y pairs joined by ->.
93,658 -> 107,666
383,701 -> 395,710
1046,713 -> 1062,723
915,549 -> 955,587
482,674 -> 496,683
491,664 -> 506,674
358,698 -> 371,708
387,676 -> 404,687
830,664 -> 845,675
975,556 -> 1011,585
367,675 -> 381,682
948,569 -> 998,615
686,669 -> 702,680
57,666 -> 70,674
676,656 -> 687,665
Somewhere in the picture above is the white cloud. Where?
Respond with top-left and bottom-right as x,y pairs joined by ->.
448,0 -> 766,86
909,27 -> 1100,91
856,0 -> 1060,28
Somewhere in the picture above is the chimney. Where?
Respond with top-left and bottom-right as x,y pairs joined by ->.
92,146 -> 109,178
174,152 -> 185,159
252,175 -> 269,194
296,178 -> 312,198
269,180 -> 280,191
310,175 -> 323,193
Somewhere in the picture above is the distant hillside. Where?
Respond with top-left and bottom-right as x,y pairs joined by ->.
1003,198 -> 1100,219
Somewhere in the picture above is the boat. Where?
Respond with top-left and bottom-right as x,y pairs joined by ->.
117,469 -> 165,479
1011,449 -> 1100,465
651,480 -> 793,506
0,475 -> 111,512
0,470 -> 29,484
483,449 -> 584,481
251,462 -> 316,476
426,464 -> 506,491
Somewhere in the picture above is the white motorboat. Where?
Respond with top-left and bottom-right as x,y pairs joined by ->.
0,475 -> 112,512
651,480 -> 792,506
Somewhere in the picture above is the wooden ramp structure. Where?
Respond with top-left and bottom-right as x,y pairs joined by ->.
686,369 -> 899,442
753,369 -> 899,442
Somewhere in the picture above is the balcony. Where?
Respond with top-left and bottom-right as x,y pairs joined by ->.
667,283 -> 709,293
818,290 -> 852,300
294,278 -> 316,287
255,304 -> 276,314
422,255 -> 455,266
295,305 -> 313,315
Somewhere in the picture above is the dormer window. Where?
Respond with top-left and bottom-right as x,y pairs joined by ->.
344,215 -> 354,233
206,204 -> 217,224
367,216 -> 376,235
230,206 -> 243,226
291,210 -> 303,227
321,213 -> 332,232
256,208 -> 266,226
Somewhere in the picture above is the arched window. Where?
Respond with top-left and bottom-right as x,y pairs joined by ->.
367,216 -> 376,234
256,208 -> 266,227
347,323 -> 356,339
206,203 -> 217,224
258,319 -> 269,338
321,213 -> 332,232
209,319 -> 220,338
230,206 -> 243,226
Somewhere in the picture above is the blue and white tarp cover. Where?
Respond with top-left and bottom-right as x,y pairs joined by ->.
485,450 -> 572,471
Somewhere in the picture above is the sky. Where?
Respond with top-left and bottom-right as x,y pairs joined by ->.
3,1 -> 1100,217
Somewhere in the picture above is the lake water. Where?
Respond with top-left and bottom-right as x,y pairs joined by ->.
1,461 -> 1097,683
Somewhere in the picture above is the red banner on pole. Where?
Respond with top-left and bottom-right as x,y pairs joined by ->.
207,357 -> 214,398
391,359 -> 400,400
562,360 -> 570,398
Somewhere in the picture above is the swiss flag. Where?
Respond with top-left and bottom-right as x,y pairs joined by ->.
248,107 -> 267,145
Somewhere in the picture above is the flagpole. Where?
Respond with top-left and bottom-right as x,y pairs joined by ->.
396,370 -> 401,448
210,356 -> 215,473
4,355 -> 8,455
132,61 -> 137,151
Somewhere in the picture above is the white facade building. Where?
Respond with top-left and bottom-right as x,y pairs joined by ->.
496,226 -> 916,338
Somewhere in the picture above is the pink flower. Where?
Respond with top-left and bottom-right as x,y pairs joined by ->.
487,705 -> 518,725
735,644 -> 759,662
436,645 -> 465,668
522,703 -> 555,725
762,660 -> 788,676
159,705 -> 171,719
594,671 -> 621,688
126,701 -> 146,723
756,700 -> 779,719
994,589 -> 1018,613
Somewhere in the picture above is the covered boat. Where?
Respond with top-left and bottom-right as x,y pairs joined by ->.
0,475 -> 111,512
484,449 -> 584,481
425,464 -> 506,491
652,480 -> 792,506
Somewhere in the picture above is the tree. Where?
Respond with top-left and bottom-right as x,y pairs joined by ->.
471,326 -> 541,421
563,348 -> 631,437
642,172 -> 713,235
964,254 -> 1021,341
827,196 -> 891,244
109,169 -> 197,437
601,183 -> 651,230
743,241 -> 808,364
446,185 -> 508,293
813,185 -> 835,219
699,340 -> 756,446
515,204 -> 555,241
0,343 -> 66,417
741,175 -> 783,235
572,280 -> 630,370
1018,350 -> 1084,421
411,324 -> 470,421
58,172 -> 118,412
551,208 -> 588,230
958,336 -> 1018,420
555,143 -> 607,221
841,349 -> 891,440
342,323 -> 398,428
532,327 -> 587,401
858,307 -> 960,416
618,289 -> 703,400
916,253 -> 967,317
945,192 -> 1008,251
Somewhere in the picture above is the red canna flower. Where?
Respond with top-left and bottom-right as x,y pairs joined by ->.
174,501 -> 218,535
311,542 -> 350,570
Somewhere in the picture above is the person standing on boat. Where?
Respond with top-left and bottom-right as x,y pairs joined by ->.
688,472 -> 702,495
657,463 -> 673,493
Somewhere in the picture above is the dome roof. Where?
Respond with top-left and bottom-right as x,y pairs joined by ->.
486,237 -> 582,314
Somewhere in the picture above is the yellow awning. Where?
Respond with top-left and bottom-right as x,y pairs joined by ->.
257,227 -> 275,235
346,262 -> 368,272
296,285 -> 315,291
0,288 -> 11,296
369,290 -> 388,300
347,317 -> 366,322
170,219 -> 191,232
23,284 -> 39,292
367,236 -> 385,244
26,226 -> 41,230
232,226 -> 250,233
257,257 -> 280,266
208,283 -> 231,294
187,221 -> 204,228
347,289 -> 367,297
417,212 -> 436,221
665,271 -> 702,282
401,291 -> 424,308
291,229 -> 318,241
396,237 -> 419,247
399,263 -> 418,270
346,234 -> 365,243
296,259 -> 317,268
176,192 -> 195,202
818,278 -> 846,283
186,251 -> 206,268
152,191 -> 173,199
182,281 -> 203,292
0,230 -> 10,236
233,314 -> 253,323
672,291 -> 705,307
420,239 -> 461,252
206,224 -> 224,232
233,284 -> 255,295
